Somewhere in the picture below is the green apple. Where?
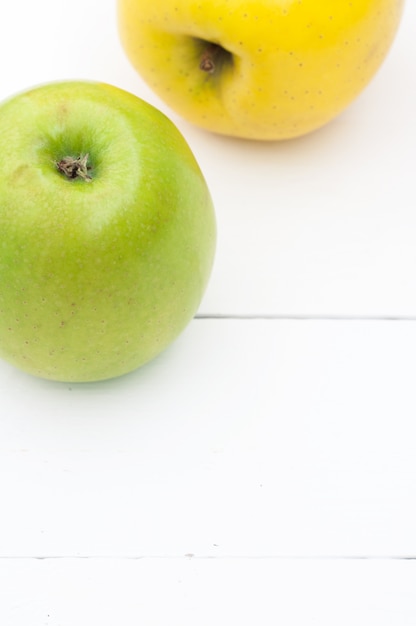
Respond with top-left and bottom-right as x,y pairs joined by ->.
0,81 -> 216,382
118,0 -> 404,140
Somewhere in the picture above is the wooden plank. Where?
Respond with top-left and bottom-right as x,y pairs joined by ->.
1,557 -> 416,626
0,2 -> 415,319
1,319 -> 416,558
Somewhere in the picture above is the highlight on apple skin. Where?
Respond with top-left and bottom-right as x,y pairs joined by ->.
118,0 -> 405,141
0,81 -> 216,382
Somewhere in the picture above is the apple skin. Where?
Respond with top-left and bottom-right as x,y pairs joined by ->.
0,81 -> 216,382
118,0 -> 404,140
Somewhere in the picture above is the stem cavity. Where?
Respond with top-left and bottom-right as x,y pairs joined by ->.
199,43 -> 225,75
56,154 -> 92,182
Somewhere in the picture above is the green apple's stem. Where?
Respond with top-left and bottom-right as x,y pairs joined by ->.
56,154 -> 92,182
200,43 -> 223,74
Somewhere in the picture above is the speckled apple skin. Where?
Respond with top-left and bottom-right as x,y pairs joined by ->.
118,0 -> 404,140
0,81 -> 216,382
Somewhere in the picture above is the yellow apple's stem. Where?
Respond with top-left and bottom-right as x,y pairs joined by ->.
199,43 -> 223,74
56,154 -> 92,182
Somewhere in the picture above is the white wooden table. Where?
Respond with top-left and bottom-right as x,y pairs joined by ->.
1,1 -> 416,623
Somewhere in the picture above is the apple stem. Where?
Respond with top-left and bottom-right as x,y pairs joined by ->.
56,154 -> 92,182
200,43 -> 223,74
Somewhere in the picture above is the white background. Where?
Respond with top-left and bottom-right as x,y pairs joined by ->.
1,1 -> 416,623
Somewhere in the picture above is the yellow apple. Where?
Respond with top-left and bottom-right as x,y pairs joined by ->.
118,0 -> 404,140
